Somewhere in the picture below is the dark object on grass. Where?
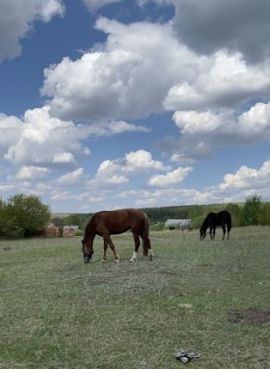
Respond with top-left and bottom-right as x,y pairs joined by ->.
228,308 -> 270,326
3,247 -> 12,251
175,350 -> 201,363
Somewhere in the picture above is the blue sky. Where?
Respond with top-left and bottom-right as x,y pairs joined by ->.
0,0 -> 270,212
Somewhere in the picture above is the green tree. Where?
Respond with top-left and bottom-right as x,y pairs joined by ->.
240,195 -> 262,226
51,217 -> 64,228
62,214 -> 89,229
225,203 -> 242,227
0,198 -> 6,237
1,194 -> 51,238
258,202 -> 270,225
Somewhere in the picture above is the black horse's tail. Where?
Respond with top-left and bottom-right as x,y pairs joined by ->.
142,213 -> 152,257
227,213 -> 232,237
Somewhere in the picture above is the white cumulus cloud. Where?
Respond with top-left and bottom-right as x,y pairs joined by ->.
15,166 -> 49,180
97,150 -> 166,177
41,17 -> 270,125
4,106 -> 90,166
171,0 -> 270,63
1,106 -> 145,168
84,121 -> 149,136
85,150 -> 166,191
173,111 -> 222,134
219,161 -> 270,192
41,18 -> 195,121
149,167 -> 193,187
83,0 -> 121,10
0,0 -> 64,62
0,114 -> 23,154
164,51 -> 270,111
168,101 -> 270,162
58,168 -> 84,184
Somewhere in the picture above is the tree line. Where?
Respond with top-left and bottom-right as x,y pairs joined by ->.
57,195 -> 270,230
0,194 -> 270,239
146,195 -> 270,229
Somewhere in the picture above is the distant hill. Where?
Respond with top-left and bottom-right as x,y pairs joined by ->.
52,203 -> 241,229
53,213 -> 73,219
51,199 -> 270,229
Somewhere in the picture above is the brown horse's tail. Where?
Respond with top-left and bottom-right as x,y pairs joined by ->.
142,213 -> 153,258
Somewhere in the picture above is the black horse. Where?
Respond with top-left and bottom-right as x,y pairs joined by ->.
200,210 -> 232,240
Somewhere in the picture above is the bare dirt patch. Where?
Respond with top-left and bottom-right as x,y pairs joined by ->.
228,308 -> 270,326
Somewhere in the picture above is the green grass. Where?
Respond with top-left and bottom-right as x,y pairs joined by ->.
0,227 -> 269,369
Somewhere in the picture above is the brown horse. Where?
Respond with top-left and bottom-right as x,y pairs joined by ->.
81,208 -> 154,263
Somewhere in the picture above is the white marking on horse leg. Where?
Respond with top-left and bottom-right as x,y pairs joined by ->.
114,254 -> 120,263
149,249 -> 154,260
129,251 -> 137,262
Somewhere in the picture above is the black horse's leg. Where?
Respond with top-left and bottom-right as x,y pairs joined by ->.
227,223 -> 231,240
222,224 -> 226,240
104,234 -> 120,262
129,233 -> 140,262
209,226 -> 213,239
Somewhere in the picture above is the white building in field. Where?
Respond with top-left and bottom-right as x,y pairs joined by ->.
63,225 -> 79,237
165,219 -> 192,231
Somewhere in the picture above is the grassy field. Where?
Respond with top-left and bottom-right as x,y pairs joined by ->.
0,227 -> 269,369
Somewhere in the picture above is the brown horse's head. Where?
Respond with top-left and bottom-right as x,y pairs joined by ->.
81,239 -> 93,263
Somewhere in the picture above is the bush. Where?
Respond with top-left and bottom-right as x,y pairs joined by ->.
258,202 -> 270,225
225,203 -> 242,227
0,194 -> 51,238
75,229 -> 83,237
150,223 -> 165,231
62,213 -> 89,229
240,195 -> 262,226
191,215 -> 205,229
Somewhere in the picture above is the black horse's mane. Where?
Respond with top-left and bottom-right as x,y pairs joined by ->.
201,212 -> 217,231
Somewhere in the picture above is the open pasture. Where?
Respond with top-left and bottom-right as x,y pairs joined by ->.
0,226 -> 269,369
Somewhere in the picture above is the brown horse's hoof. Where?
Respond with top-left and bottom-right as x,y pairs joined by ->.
101,258 -> 107,263
115,258 -> 120,263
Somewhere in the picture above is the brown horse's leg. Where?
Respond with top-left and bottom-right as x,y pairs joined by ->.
102,239 -> 108,262
141,233 -> 154,260
129,233 -> 140,262
148,243 -> 154,260
104,234 -> 120,262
